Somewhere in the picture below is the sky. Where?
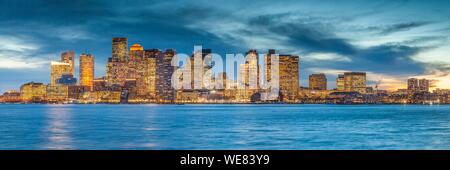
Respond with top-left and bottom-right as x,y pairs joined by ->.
1,0 -> 450,92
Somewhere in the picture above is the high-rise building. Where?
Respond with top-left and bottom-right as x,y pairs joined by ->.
80,53 -> 94,90
112,37 -> 128,62
278,54 -> 300,102
107,38 -> 129,86
156,49 -> 176,103
61,51 -> 75,76
309,73 -> 327,90
191,49 -> 212,90
144,49 -> 159,97
407,78 -> 430,92
343,72 -> 366,93
336,74 -> 345,91
50,61 -> 72,86
245,50 -> 259,90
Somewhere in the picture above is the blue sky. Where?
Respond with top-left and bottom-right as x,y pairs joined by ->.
1,0 -> 450,92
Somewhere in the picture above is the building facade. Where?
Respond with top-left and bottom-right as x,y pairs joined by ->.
20,82 -> 47,102
309,73 -> 327,90
343,72 -> 366,94
50,61 -> 72,86
61,51 -> 75,76
156,49 -> 176,103
80,53 -> 94,90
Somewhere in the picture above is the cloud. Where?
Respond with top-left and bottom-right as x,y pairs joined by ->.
377,22 -> 431,35
0,35 -> 50,69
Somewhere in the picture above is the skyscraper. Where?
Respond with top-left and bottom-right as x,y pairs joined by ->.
144,49 -> 159,97
407,78 -> 430,92
343,72 -> 366,93
80,53 -> 94,90
309,73 -> 327,90
278,54 -> 299,102
336,74 -> 345,91
156,49 -> 176,103
61,51 -> 75,76
50,61 -> 72,86
107,38 -> 129,86
112,37 -> 128,62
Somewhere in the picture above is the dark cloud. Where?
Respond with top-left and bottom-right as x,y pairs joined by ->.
378,22 -> 431,35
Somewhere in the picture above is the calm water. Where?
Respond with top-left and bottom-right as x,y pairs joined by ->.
0,104 -> 450,150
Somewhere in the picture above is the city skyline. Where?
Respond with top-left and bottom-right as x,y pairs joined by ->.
1,0 -> 450,92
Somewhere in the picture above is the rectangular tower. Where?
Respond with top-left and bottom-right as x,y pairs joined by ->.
80,53 -> 94,91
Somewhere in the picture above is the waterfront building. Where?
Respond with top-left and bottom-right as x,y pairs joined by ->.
190,49 -> 212,90
20,82 -> 47,102
107,38 -> 129,86
278,54 -> 300,102
407,78 -> 430,92
0,90 -> 21,103
336,74 -> 345,91
60,51 -> 75,76
112,37 -> 128,62
46,84 -> 69,102
309,73 -> 327,90
68,85 -> 89,100
343,72 -> 366,94
144,49 -> 159,97
50,61 -> 72,86
80,53 -> 94,90
156,49 -> 176,103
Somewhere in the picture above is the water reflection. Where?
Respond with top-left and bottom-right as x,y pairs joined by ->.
43,105 -> 73,149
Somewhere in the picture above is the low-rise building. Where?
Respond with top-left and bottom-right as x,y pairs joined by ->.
20,82 -> 47,103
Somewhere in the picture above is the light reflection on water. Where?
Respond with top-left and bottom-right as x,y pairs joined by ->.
43,105 -> 73,149
0,104 -> 450,150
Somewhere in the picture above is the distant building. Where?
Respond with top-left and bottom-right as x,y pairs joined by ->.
336,74 -> 345,91
107,38 -> 129,86
61,51 -> 75,76
408,78 -> 430,92
278,54 -> 300,102
80,53 -> 95,91
156,49 -> 176,103
46,84 -> 69,102
57,74 -> 77,86
112,37 -> 128,62
144,49 -> 159,97
20,82 -> 46,102
343,72 -> 366,94
50,61 -> 72,86
0,90 -> 21,103
309,73 -> 327,90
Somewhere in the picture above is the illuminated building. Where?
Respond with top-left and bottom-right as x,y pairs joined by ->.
61,51 -> 75,76
336,74 -> 345,91
46,84 -> 69,102
93,77 -> 108,91
107,38 -> 129,86
0,90 -> 21,103
190,49 -> 212,90
343,72 -> 366,94
144,49 -> 159,97
408,78 -> 430,92
20,82 -> 47,102
50,61 -> 72,86
156,49 -> 176,103
112,37 -> 128,62
68,86 -> 89,100
80,53 -> 94,90
278,54 -> 300,102
309,73 -> 327,90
